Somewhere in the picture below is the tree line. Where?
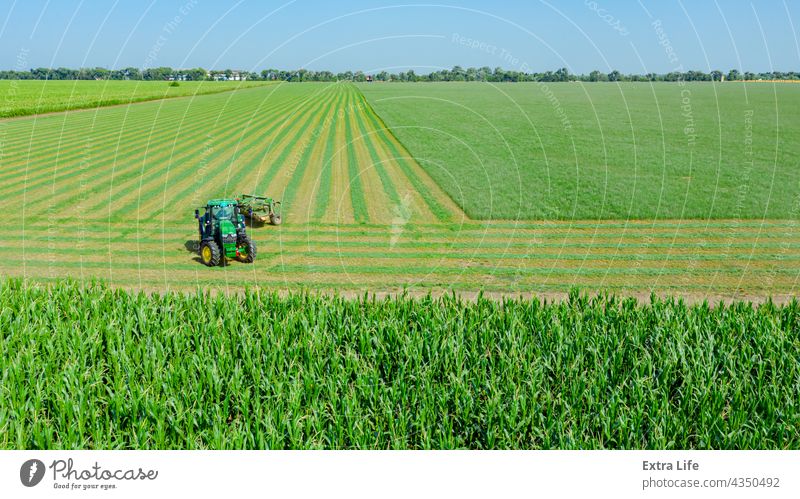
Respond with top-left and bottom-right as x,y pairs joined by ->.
0,66 -> 797,82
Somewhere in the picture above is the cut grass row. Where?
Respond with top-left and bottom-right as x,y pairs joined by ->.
5,258 -> 794,281
8,85 -> 342,222
1,87 -> 308,199
0,80 -> 457,227
2,279 -> 798,449
3,81 -> 797,296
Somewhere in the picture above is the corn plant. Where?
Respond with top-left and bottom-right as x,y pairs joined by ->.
0,280 -> 798,449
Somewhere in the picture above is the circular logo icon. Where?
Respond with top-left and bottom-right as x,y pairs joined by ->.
20,459 -> 45,487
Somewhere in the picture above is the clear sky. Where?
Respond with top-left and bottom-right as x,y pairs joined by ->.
0,0 -> 797,74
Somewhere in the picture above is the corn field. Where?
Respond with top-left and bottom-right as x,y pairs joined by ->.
0,279 -> 798,449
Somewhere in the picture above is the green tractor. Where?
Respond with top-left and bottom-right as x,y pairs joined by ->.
194,199 -> 257,266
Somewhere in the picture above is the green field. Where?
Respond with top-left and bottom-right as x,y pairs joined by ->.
1,80 -> 799,451
360,82 -> 800,220
0,80 -> 270,118
0,81 -> 798,297
1,280 -> 797,449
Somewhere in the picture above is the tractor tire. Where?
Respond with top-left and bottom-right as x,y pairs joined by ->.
199,240 -> 222,267
270,213 -> 282,226
238,236 -> 257,263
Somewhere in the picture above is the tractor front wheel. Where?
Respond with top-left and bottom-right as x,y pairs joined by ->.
238,236 -> 257,263
270,213 -> 282,225
200,240 -> 222,267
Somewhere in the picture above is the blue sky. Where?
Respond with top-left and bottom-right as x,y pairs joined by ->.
0,0 -> 797,74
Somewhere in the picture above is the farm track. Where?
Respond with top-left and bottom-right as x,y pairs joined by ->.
1,83 -> 798,297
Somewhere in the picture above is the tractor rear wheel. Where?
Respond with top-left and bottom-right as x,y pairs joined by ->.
200,240 -> 221,267
238,236 -> 257,263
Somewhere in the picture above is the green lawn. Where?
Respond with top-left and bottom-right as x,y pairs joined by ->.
0,80 -> 271,118
360,82 -> 800,220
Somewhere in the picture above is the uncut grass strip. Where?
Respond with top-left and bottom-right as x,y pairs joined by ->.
148,85 -> 339,220
343,86 -> 369,223
3,94 -> 299,203
357,88 -> 454,222
103,90 -> 325,219
0,90 -> 280,186
0,81 -> 273,119
246,85 -> 341,197
278,90 -> 344,208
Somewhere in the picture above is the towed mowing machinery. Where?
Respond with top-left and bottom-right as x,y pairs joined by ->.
194,199 -> 257,266
236,194 -> 282,226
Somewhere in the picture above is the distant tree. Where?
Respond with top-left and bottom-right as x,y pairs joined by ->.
142,67 -> 173,80
185,68 -> 207,81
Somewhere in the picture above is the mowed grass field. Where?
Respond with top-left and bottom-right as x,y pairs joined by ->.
0,80 -> 798,297
360,82 -> 800,220
2,82 -> 799,451
0,80 -> 269,118
2,280 -> 798,449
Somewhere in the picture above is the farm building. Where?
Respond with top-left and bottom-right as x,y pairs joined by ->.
207,70 -> 247,81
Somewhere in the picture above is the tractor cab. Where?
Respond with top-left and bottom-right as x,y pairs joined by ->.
194,199 -> 256,266
211,204 -> 234,221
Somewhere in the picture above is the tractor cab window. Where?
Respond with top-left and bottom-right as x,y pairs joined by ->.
212,205 -> 233,220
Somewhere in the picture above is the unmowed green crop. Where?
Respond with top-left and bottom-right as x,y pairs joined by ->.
0,279 -> 797,449
0,80 -> 270,118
